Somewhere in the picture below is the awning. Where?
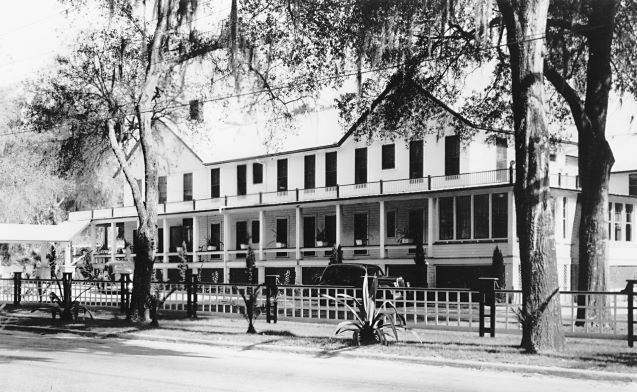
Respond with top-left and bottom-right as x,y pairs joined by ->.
0,220 -> 91,243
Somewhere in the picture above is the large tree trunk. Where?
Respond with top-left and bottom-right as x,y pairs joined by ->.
497,0 -> 565,353
575,0 -> 616,325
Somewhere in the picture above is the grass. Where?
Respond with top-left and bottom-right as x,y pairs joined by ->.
1,305 -> 636,375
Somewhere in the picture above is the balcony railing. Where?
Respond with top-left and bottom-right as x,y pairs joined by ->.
69,168 -> 581,221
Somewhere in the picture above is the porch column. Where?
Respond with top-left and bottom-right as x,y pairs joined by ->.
335,204 -> 342,246
379,201 -> 385,259
222,211 -> 230,283
90,224 -> 97,253
295,206 -> 302,260
162,218 -> 169,263
258,210 -> 265,261
192,215 -> 199,264
110,222 -> 116,263
507,190 -> 516,254
427,198 -> 434,257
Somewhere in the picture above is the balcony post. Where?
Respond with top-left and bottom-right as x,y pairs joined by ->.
427,175 -> 432,190
379,180 -> 383,194
295,188 -> 299,202
335,204 -> 342,247
295,206 -> 302,260
379,201 -> 385,259
110,222 -> 117,263
427,198 -> 434,258
258,210 -> 265,261
192,215 -> 199,264
222,211 -> 230,283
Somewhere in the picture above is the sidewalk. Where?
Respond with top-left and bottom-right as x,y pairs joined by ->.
1,306 -> 636,383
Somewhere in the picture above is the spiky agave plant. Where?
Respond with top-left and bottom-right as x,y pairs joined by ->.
323,273 -> 407,345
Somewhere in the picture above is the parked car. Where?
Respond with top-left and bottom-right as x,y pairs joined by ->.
315,263 -> 406,299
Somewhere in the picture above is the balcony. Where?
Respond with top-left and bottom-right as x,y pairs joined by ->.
69,168 -> 521,221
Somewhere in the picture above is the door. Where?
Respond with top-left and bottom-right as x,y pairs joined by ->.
303,216 -> 316,256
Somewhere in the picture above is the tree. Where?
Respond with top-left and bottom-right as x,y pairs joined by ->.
25,0 -> 226,324
413,242 -> 428,288
496,0 -> 564,352
491,246 -> 505,289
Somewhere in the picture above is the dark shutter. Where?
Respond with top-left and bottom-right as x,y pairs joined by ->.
354,148 -> 367,184
237,164 -> 247,196
211,168 -> 220,198
382,144 -> 395,170
277,159 -> 288,191
325,152 -> 338,187
304,155 -> 316,189
252,163 -> 263,184
445,135 -> 460,176
409,140 -> 423,179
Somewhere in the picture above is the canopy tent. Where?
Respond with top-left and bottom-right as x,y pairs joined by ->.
0,220 -> 90,244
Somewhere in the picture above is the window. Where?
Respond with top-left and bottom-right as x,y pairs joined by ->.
210,168 -> 220,198
382,144 -> 395,170
210,223 -> 221,258
386,211 -> 396,238
439,197 -> 454,240
445,135 -> 460,176
630,174 -> 637,196
251,220 -> 260,243
304,155 -> 316,189
277,159 -> 288,191
615,203 -> 623,241
158,176 -> 167,204
303,216 -> 316,255
409,140 -> 423,179
354,147 -> 367,184
456,196 -> 471,240
549,153 -> 557,162
252,163 -> 263,184
157,228 -> 164,252
609,202 -> 612,239
182,218 -> 193,251
325,215 -> 336,246
496,137 -> 508,181
473,194 -> 489,239
492,193 -> 508,238
562,197 -> 568,239
354,213 -> 368,246
627,204 -> 633,242
189,99 -> 203,121
237,164 -> 247,196
183,173 -> 193,201
408,209 -> 424,243
276,218 -> 288,245
235,221 -> 248,250
325,151 -> 337,187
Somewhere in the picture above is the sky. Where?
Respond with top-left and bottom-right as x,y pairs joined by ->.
0,1 -> 635,162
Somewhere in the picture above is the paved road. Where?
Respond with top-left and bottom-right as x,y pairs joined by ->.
0,330 -> 633,392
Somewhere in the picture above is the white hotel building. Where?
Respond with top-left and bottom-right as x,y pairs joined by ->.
67,114 -> 637,290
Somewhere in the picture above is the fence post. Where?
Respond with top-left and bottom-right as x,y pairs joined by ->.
295,188 -> 299,201
336,184 -> 340,198
379,179 -> 383,194
62,272 -> 73,319
13,272 -> 21,305
120,274 -> 131,314
186,269 -> 193,318
427,175 -> 432,190
265,274 -> 279,323
623,280 -> 636,348
478,277 -> 498,337
192,272 -> 199,318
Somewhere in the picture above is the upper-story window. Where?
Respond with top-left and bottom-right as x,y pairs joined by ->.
210,168 -> 220,198
445,135 -> 460,176
409,140 -> 423,179
382,144 -> 395,170
496,137 -> 508,170
491,193 -> 508,238
277,159 -> 288,191
304,155 -> 315,189
325,151 -> 337,187
354,147 -> 367,184
629,174 -> 637,196
439,193 -> 508,241
183,173 -> 193,201
253,163 -> 263,184
189,99 -> 203,122
158,176 -> 167,204
237,164 -> 247,196
473,194 -> 489,239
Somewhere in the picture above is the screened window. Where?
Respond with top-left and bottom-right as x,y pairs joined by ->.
354,213 -> 368,244
445,135 -> 460,176
456,196 -> 471,240
627,204 -> 633,242
183,173 -> 193,201
491,193 -> 508,238
630,174 -> 637,196
562,197 -> 568,239
237,164 -> 247,196
325,152 -> 337,187
382,144 -> 395,170
409,140 -> 423,179
354,148 -> 367,184
210,168 -> 220,198
252,163 -> 263,184
439,197 -> 454,240
386,211 -> 396,238
158,176 -> 167,204
615,203 -> 623,241
277,159 -> 288,191
304,155 -> 316,189
473,194 -> 489,239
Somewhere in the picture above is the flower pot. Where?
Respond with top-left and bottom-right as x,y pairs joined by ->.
355,239 -> 364,246
240,244 -> 249,250
207,245 -> 217,251
276,242 -> 286,248
316,241 -> 325,247
176,246 -> 184,252
400,238 -> 414,245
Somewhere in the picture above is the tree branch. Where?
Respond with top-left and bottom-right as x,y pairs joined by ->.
543,60 -> 589,133
547,19 -> 596,36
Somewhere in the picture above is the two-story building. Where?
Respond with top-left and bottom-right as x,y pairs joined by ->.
66,114 -> 637,290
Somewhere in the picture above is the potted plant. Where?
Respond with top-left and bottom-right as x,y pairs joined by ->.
316,226 -> 327,247
397,228 -> 415,245
275,240 -> 287,248
355,238 -> 367,246
240,233 -> 251,250
206,236 -> 217,251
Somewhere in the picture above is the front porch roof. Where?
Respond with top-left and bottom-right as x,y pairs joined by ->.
0,220 -> 90,243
